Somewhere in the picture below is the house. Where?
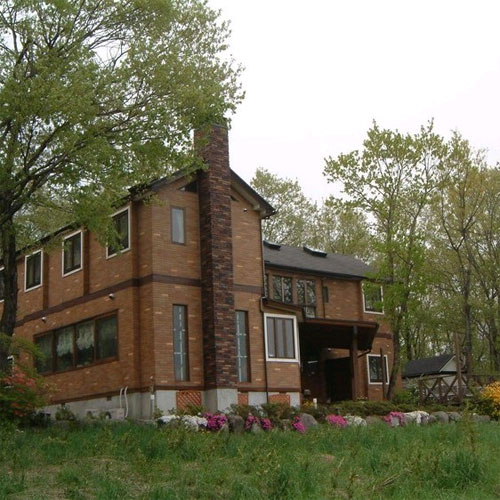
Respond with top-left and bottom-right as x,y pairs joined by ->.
403,354 -> 458,379
0,124 -> 397,418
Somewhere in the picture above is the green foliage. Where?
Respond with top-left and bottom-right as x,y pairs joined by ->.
170,403 -> 204,416
55,405 -> 77,421
260,402 -> 298,423
229,404 -> 262,419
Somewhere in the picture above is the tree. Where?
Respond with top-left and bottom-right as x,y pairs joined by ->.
250,167 -> 317,246
0,0 -> 243,372
324,122 -> 446,399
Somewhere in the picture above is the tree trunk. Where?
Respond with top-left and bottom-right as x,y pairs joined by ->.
0,216 -> 18,374
386,327 -> 400,400
463,268 -> 473,374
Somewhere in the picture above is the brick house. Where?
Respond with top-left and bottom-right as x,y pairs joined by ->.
0,124 -> 396,418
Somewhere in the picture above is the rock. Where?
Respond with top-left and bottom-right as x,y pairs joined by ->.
365,416 -> 383,426
432,411 -> 449,424
404,411 -> 430,425
219,422 -> 229,433
447,412 -> 461,423
299,413 -> 318,430
157,414 -> 207,431
471,414 -> 491,423
345,415 -> 367,427
228,415 -> 245,434
280,419 -> 292,431
250,422 -> 263,433
387,416 -> 400,427
427,415 -> 437,424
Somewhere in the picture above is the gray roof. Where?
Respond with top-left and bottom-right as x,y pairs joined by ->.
263,241 -> 372,279
403,353 -> 455,378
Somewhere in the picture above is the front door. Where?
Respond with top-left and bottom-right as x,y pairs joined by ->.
325,357 -> 352,402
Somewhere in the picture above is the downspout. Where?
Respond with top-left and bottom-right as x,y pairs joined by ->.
259,231 -> 269,405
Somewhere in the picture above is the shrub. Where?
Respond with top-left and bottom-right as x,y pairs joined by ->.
291,416 -> 306,433
261,402 -> 297,422
326,414 -> 347,428
204,413 -> 227,431
55,405 -> 76,421
229,404 -> 262,420
478,381 -> 500,419
392,388 -> 419,406
0,367 -> 47,423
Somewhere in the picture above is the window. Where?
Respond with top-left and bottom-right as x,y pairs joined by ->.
34,314 -> 118,374
235,311 -> 250,382
322,285 -> 329,303
173,305 -> 189,381
363,283 -> 384,313
171,207 -> 186,244
297,279 -> 316,318
62,231 -> 82,275
25,251 -> 42,291
265,315 -> 298,361
0,267 -> 4,301
367,354 -> 389,384
107,207 -> 130,257
273,276 -> 293,303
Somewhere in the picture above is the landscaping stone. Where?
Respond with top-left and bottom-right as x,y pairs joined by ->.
447,412 -> 461,423
250,422 -> 263,433
345,415 -> 367,427
427,415 -> 437,424
228,415 -> 245,434
366,416 -> 383,426
299,413 -> 318,430
471,414 -> 491,423
431,411 -> 449,424
157,415 -> 207,431
404,411 -> 430,425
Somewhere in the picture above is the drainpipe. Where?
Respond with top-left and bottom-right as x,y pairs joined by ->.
260,234 -> 270,405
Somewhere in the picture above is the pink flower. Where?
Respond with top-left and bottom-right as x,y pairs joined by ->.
292,416 -> 306,433
326,414 -> 347,428
203,413 -> 227,431
384,411 -> 406,426
260,418 -> 272,431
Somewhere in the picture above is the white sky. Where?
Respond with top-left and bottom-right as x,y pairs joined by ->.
208,0 -> 500,201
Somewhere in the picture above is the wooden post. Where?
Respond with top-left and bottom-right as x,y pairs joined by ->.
350,326 -> 359,400
380,347 -> 386,400
454,331 -> 463,403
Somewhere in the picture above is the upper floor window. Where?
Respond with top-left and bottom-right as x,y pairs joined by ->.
0,267 -> 4,301
273,276 -> 293,304
173,305 -> 189,381
363,283 -> 384,314
297,279 -> 316,318
265,314 -> 299,361
34,314 -> 118,374
235,310 -> 250,383
107,207 -> 130,258
62,231 -> 82,276
367,354 -> 389,384
25,250 -> 42,291
171,207 -> 186,244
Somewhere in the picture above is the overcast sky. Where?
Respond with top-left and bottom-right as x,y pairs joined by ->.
208,0 -> 500,201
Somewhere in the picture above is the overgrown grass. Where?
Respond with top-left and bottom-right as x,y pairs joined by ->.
1,420 -> 499,499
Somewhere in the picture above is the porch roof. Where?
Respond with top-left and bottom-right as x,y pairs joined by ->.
299,318 -> 379,350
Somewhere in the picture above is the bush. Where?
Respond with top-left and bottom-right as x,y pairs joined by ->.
228,404 -> 262,420
0,367 -> 47,423
261,402 -> 297,423
477,381 -> 500,419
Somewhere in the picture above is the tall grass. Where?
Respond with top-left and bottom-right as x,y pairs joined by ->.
0,420 -> 499,499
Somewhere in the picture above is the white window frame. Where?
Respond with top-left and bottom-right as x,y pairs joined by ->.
367,354 -> 389,385
62,229 -> 83,277
106,206 -> 131,259
25,250 -> 43,292
362,283 -> 384,315
0,266 -> 4,302
264,313 -> 300,363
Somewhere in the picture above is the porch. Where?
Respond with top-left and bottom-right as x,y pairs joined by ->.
299,318 -> 379,403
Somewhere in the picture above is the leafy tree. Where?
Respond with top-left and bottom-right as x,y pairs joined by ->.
324,122 -> 446,399
250,167 -> 317,246
0,0 -> 243,371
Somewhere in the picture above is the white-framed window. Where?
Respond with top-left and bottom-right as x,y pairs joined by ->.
62,230 -> 83,276
363,282 -> 384,314
0,266 -> 4,302
25,250 -> 43,291
106,206 -> 131,258
264,313 -> 300,362
367,354 -> 389,384
171,206 -> 186,244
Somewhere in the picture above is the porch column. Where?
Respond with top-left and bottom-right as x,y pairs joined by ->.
350,326 -> 359,400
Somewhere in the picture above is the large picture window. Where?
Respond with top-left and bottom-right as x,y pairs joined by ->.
272,276 -> 293,303
363,283 -> 384,314
265,315 -> 298,361
25,250 -> 42,291
173,305 -> 189,381
367,354 -> 389,384
235,310 -> 250,383
63,231 -> 82,275
34,314 -> 118,374
297,279 -> 316,318
107,207 -> 130,257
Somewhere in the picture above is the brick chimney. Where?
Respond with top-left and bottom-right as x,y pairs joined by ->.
195,123 -> 238,411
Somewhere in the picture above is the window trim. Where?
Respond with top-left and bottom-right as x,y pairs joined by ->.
33,311 -> 119,375
264,313 -> 300,363
172,304 -> 189,382
0,266 -> 4,303
272,275 -> 293,304
362,283 -> 384,315
62,229 -> 83,277
106,206 -> 131,259
235,309 -> 251,383
25,250 -> 43,292
366,354 -> 389,385
171,206 -> 186,245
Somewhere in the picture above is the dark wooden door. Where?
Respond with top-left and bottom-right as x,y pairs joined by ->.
325,358 -> 352,402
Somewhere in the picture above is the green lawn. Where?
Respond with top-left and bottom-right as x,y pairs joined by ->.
1,420 -> 499,499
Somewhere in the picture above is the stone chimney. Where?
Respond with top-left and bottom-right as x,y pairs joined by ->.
195,123 -> 238,411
